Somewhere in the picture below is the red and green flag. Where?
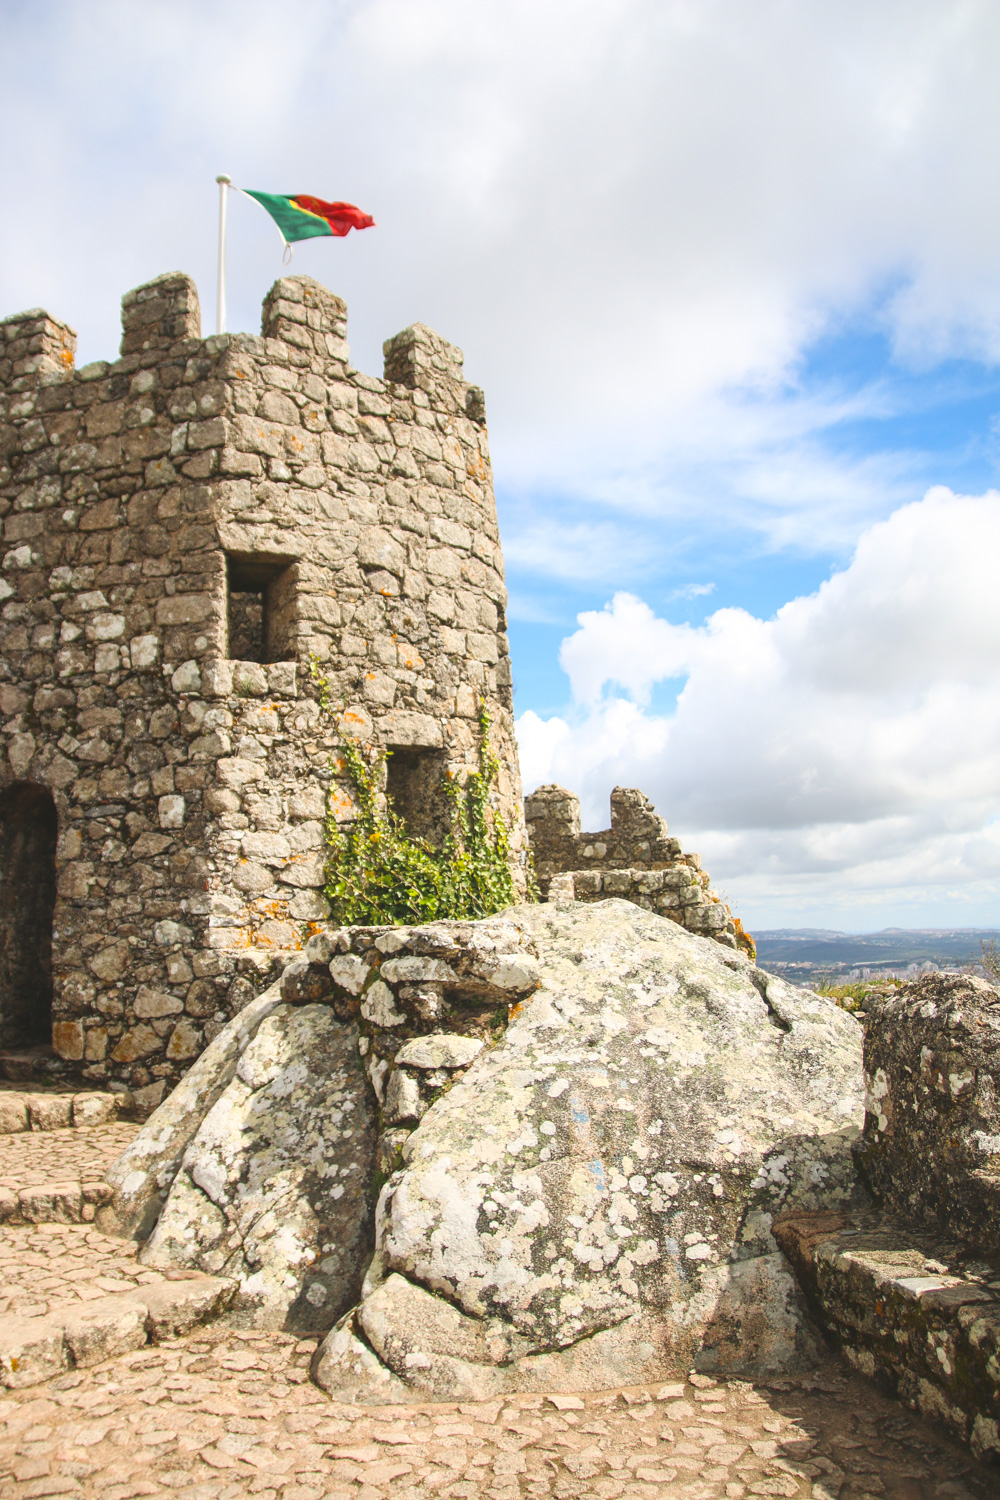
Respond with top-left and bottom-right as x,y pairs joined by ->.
242,191 -> 375,245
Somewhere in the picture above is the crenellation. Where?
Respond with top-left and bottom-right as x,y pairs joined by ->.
0,269 -> 525,1103
0,308 -> 77,390
527,782 -> 742,949
119,272 -> 201,356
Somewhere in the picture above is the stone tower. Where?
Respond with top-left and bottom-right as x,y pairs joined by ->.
0,271 -> 523,1106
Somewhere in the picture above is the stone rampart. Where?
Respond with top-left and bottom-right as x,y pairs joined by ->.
0,271 -> 524,1105
525,783 -> 742,949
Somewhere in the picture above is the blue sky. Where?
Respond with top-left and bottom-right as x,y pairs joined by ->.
4,0 -> 1000,929
503,315 -> 1000,716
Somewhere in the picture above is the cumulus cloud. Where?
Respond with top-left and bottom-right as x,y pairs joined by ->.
3,1 -> 1000,548
517,488 -> 1000,925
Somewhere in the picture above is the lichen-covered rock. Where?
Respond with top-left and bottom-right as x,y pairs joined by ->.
296,916 -> 541,1170
100,985 -> 286,1240
139,1004 -> 377,1331
854,972 -> 1000,1255
314,898 -> 864,1400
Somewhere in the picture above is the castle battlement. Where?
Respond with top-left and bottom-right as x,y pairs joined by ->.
0,272 -> 523,1106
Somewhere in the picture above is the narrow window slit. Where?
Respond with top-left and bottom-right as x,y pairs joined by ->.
386,749 -> 450,848
226,555 -> 297,663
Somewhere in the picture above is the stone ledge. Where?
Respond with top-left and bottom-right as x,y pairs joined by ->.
0,1179 -> 112,1225
0,1273 -> 236,1388
774,1208 -> 1000,1464
0,1090 -> 127,1134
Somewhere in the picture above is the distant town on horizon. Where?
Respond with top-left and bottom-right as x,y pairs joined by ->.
754,925 -> 1000,989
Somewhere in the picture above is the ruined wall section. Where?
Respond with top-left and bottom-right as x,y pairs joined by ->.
0,272 -> 523,1106
525,784 -> 740,947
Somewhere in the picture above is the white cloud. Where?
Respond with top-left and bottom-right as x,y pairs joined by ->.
3,1 -> 1000,549
671,583 -> 716,601
517,488 -> 1000,925
7,3 -> 1000,924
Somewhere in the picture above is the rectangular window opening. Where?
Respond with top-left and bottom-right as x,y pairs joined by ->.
386,748 -> 450,848
226,554 -> 296,663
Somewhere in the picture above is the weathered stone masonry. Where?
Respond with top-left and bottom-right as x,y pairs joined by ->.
525,782 -> 742,948
0,270 -> 524,1105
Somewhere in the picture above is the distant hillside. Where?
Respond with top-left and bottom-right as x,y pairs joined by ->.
753,927 -> 1000,988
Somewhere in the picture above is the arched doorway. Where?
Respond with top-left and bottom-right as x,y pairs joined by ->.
0,782 -> 57,1051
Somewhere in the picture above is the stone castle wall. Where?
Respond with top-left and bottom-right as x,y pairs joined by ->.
0,271 -> 524,1106
525,783 -> 741,948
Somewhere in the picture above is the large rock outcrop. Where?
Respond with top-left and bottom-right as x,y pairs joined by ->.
101,987 -> 287,1240
139,1004 -> 377,1330
315,899 -> 864,1400
102,916 -> 541,1331
105,899 -> 864,1377
105,994 -> 378,1331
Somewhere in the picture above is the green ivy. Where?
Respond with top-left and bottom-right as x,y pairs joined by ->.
313,661 -> 532,924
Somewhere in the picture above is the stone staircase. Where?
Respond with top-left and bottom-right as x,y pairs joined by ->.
0,1086 -> 133,1225
0,1088 -> 234,1389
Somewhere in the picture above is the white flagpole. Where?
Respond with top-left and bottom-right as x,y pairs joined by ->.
215,175 -> 231,335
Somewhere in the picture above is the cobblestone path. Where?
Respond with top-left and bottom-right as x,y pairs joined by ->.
0,1122 -> 140,1228
0,1224 -> 175,1321
0,1111 -> 994,1500
0,1125 -> 139,1201
0,1330 -> 992,1500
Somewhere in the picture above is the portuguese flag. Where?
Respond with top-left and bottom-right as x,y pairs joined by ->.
242,191 -> 375,244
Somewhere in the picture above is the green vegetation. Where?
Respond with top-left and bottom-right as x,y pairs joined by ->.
816,978 -> 905,1012
312,661 -> 531,925
976,937 -> 1000,988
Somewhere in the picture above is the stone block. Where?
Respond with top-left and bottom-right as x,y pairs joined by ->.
394,1034 -> 483,1070
0,1316 -> 68,1389
110,1023 -> 161,1064
18,1182 -> 83,1223
134,985 -> 183,1019
157,794 -> 186,828
26,1094 -> 73,1130
155,593 -> 213,626
280,959 -> 334,1006
329,953 -> 371,995
202,659 -> 234,696
51,1020 -> 85,1061
0,1095 -> 28,1133
242,830 -> 290,863
278,854 -> 326,888
383,1067 -> 425,1126
61,1295 -> 148,1365
231,661 -> 268,695
216,756 -> 268,788
72,1092 -> 119,1126
377,710 -> 443,748
266,660 -> 297,696
139,1275 -> 237,1339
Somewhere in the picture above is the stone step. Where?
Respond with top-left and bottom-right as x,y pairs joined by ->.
0,1271 -> 236,1388
1,1221 -> 175,1323
0,1120 -> 139,1224
774,1207 -> 1000,1466
0,1089 -> 130,1134
0,1179 -> 113,1226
